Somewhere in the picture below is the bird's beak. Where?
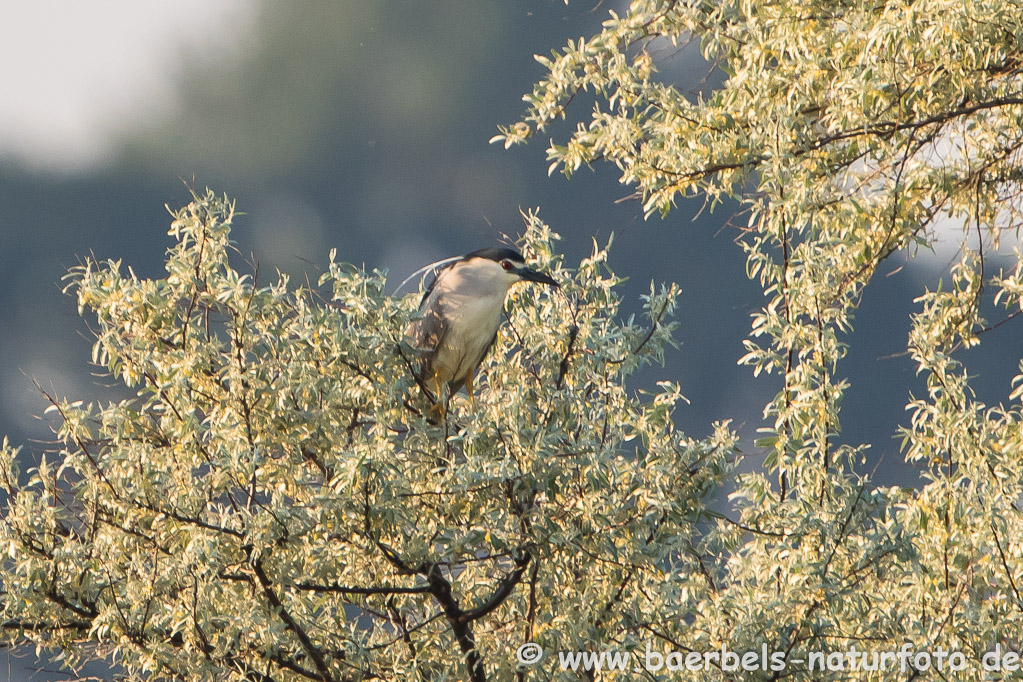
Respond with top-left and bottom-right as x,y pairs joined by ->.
517,267 -> 559,287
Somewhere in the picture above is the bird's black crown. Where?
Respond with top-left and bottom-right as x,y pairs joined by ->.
463,247 -> 525,264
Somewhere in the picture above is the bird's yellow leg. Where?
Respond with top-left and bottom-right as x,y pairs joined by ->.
427,374 -> 447,421
427,401 -> 446,422
464,368 -> 476,411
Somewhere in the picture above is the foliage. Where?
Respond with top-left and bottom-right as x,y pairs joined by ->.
0,191 -> 733,680
495,0 -> 1023,679
5,0 -> 1023,679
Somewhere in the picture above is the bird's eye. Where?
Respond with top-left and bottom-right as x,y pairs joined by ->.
501,260 -> 513,271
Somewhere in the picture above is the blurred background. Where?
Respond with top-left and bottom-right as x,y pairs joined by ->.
0,0 -> 1021,677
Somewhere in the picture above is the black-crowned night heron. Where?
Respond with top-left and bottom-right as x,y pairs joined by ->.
408,247 -> 559,418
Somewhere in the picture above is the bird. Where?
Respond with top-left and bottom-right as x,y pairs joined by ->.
407,247 -> 559,419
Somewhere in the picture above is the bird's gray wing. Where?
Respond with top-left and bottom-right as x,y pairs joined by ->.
410,261 -> 457,352
419,259 -> 458,309
410,304 -> 448,356
408,303 -> 448,405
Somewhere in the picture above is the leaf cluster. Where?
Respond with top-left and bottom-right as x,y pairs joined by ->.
0,191 -> 734,681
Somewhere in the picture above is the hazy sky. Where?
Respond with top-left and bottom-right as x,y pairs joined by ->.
0,0 -> 255,171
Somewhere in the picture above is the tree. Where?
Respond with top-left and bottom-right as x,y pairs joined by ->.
492,0 -> 1023,678
0,191 -> 731,680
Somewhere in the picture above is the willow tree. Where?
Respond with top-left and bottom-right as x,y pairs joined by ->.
496,0 -> 1023,677
0,191 -> 731,681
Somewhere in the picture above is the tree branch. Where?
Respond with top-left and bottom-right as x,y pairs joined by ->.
251,558 -> 335,682
426,563 -> 486,682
